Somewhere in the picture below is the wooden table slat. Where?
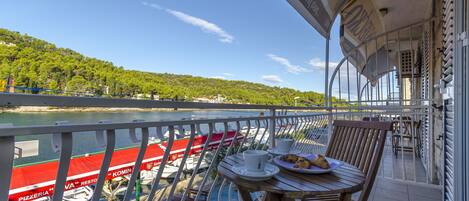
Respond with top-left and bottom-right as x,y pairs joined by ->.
217,154 -> 365,199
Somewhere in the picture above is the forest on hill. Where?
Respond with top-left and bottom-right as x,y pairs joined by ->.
0,28 -> 339,106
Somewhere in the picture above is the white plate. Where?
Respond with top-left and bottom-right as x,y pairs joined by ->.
231,163 -> 280,181
267,148 -> 300,156
273,154 -> 343,174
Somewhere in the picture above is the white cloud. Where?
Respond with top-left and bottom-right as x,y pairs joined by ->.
308,57 -> 339,70
262,75 -> 283,84
165,9 -> 234,43
210,76 -> 226,80
142,2 -> 234,43
267,54 -> 311,74
222,73 -> 234,77
142,1 -> 163,10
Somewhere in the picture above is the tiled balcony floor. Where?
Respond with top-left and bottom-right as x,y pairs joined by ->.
364,178 -> 442,201
289,132 -> 443,201
377,135 -> 434,183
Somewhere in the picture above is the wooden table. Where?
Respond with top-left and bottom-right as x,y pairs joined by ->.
217,154 -> 365,201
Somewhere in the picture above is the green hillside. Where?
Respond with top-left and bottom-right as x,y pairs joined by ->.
0,28 -> 335,106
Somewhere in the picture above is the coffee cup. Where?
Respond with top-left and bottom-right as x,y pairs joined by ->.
243,150 -> 269,172
275,138 -> 294,153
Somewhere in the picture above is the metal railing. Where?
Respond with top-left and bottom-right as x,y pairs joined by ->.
0,96 -> 332,201
326,18 -> 439,186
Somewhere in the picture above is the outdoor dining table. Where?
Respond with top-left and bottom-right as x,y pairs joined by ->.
217,154 -> 365,201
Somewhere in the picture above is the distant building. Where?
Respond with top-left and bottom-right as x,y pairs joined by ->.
133,94 -> 158,100
193,94 -> 225,103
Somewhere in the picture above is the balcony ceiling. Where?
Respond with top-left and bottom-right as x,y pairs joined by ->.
289,0 -> 433,82
373,0 -> 433,32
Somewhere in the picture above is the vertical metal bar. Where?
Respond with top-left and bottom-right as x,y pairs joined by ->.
91,129 -> 116,201
305,116 -> 322,153
325,37 -> 330,107
277,117 -> 285,138
392,69 -> 396,101
148,126 -> 175,200
123,127 -> 149,201
397,30 -> 407,181
249,120 -> 261,149
181,123 -> 216,201
228,183 -> 234,201
297,116 -> 318,152
291,117 -> 306,150
269,109 -> 276,148
228,122 -> 243,155
213,121 -> 241,200
295,117 -> 309,152
347,58 -> 352,119
168,124 -> 196,200
356,59 -> 361,104
256,119 -> 269,150
427,21 -> 435,184
380,76 -> 384,105
284,117 -> 291,137
375,37 -> 379,107
384,33 -> 394,180
217,178 -> 227,201
195,123 -> 229,201
0,123 -> 14,201
235,120 -> 251,152
409,25 -> 418,182
52,132 -> 73,201
338,64 -> 342,104
206,175 -> 219,201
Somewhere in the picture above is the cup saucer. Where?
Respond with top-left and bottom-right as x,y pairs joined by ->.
267,148 -> 300,156
231,163 -> 279,181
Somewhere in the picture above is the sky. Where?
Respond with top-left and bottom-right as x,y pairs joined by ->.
0,0 -> 349,94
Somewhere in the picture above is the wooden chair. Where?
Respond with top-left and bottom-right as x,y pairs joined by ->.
304,120 -> 393,201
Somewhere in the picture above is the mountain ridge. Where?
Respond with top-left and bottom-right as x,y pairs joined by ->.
0,28 -> 337,106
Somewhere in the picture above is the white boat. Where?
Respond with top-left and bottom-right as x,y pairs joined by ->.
63,186 -> 93,201
33,197 -> 51,201
169,156 -> 209,171
139,155 -> 210,185
32,186 -> 93,201
141,164 -> 180,182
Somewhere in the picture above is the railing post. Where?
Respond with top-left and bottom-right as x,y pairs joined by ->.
0,123 -> 14,201
327,107 -> 333,141
52,131 -> 73,201
269,108 -> 276,148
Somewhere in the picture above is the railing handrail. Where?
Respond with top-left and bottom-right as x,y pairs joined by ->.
0,113 -> 334,137
0,93 -> 326,110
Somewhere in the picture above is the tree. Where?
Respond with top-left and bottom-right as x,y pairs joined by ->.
66,75 -> 88,94
0,27 -> 335,105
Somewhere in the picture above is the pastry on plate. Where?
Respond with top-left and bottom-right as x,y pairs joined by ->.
293,157 -> 312,169
280,154 -> 299,163
311,154 -> 330,169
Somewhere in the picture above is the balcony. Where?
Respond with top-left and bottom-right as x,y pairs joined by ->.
0,93 -> 442,201
0,0 -> 466,200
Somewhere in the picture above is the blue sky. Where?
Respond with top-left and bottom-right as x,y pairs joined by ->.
0,0 -> 346,93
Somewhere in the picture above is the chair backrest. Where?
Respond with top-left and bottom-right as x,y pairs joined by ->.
326,120 -> 393,201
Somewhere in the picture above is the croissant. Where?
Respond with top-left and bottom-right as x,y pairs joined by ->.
281,154 -> 299,163
293,157 -> 312,169
311,154 -> 330,169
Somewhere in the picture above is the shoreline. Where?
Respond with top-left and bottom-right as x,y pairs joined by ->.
1,106 -> 196,113
0,106 -> 268,113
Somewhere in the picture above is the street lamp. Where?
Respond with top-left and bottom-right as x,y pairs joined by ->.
294,96 -> 300,114
294,96 -> 300,106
